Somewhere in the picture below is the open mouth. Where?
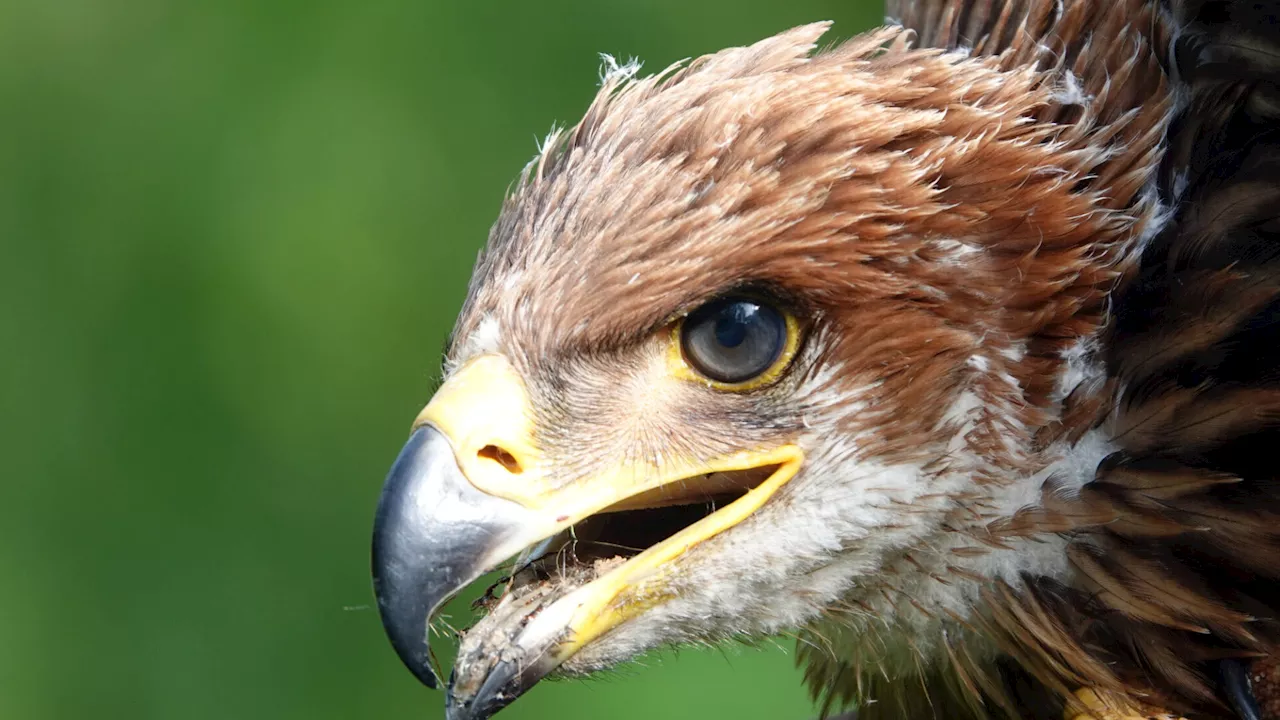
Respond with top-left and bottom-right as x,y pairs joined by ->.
474,465 -> 779,616
371,354 -> 809,718
447,464 -> 781,708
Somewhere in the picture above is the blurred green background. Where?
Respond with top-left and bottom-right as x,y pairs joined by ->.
0,1 -> 882,718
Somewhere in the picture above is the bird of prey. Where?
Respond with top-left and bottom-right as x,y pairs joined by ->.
370,0 -> 1280,717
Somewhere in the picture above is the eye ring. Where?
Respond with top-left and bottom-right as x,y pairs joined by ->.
674,296 -> 800,388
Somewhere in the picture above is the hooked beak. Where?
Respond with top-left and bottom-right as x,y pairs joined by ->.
370,424 -> 541,688
371,354 -> 803,719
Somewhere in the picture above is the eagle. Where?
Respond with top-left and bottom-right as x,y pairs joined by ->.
370,0 -> 1280,718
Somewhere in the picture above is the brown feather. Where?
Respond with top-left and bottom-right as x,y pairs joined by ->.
796,0 -> 1280,716
446,0 -> 1280,714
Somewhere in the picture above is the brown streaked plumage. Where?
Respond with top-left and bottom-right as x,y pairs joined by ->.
370,1 -> 1280,719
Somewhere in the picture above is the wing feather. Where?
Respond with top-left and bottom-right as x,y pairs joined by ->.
802,0 -> 1280,717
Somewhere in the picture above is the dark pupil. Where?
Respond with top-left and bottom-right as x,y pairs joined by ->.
682,297 -> 786,384
714,306 -> 753,348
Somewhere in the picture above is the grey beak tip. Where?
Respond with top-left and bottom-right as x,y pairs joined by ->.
372,426 -> 445,689
372,419 -> 561,712
372,425 -> 540,693
368,579 -> 440,687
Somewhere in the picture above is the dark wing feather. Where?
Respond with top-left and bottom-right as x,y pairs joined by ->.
878,0 -> 1280,717
1079,1 -> 1280,714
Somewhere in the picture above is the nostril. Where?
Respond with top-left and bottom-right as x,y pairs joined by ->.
477,445 -> 523,474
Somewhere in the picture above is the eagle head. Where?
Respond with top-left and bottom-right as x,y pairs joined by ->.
372,13 -> 1170,720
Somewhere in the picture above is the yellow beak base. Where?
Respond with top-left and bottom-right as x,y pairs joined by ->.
372,353 -> 803,720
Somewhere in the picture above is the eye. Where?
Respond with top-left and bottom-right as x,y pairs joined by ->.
680,297 -> 790,384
